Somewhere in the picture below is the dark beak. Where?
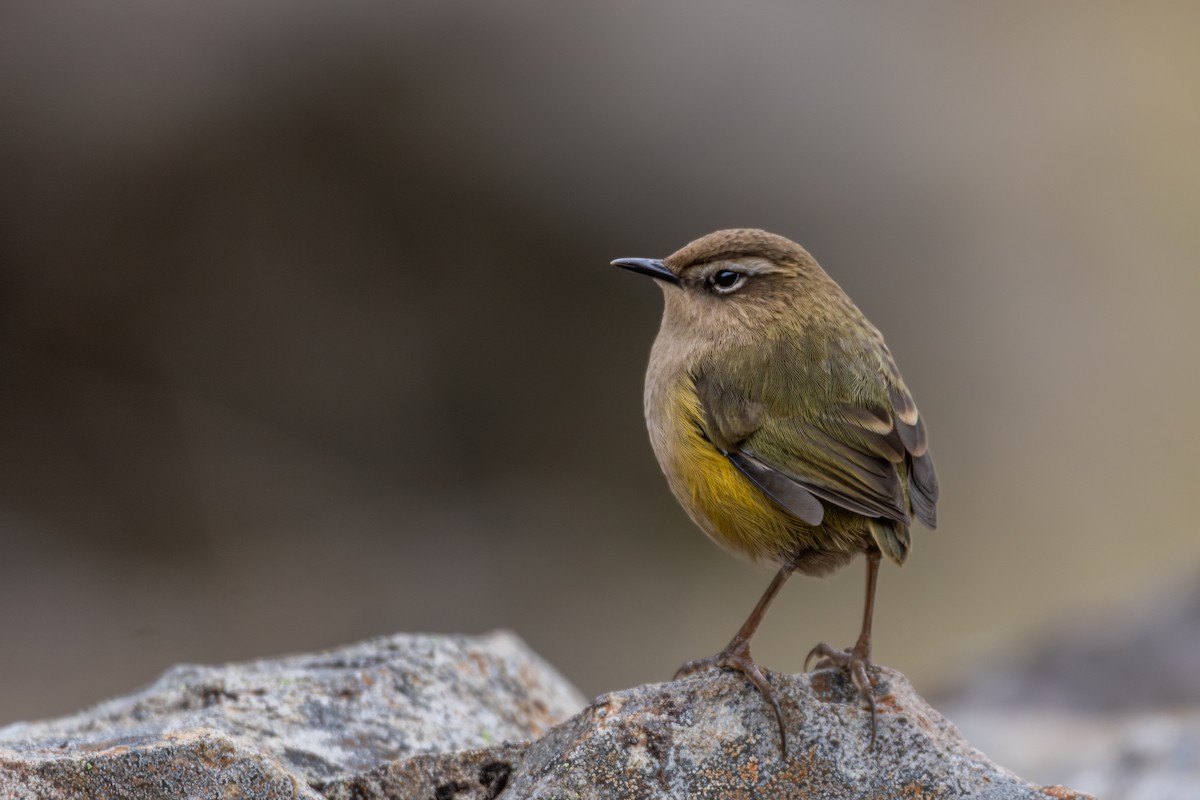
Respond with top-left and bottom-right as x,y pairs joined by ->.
611,257 -> 680,286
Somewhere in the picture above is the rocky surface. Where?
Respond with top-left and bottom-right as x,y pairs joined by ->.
0,632 -> 1090,799
504,665 -> 1087,799
0,632 -> 584,799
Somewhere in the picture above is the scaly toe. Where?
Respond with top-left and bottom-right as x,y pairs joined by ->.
804,641 -> 851,672
848,658 -> 879,748
673,643 -> 790,758
673,655 -> 721,681
806,642 -> 881,750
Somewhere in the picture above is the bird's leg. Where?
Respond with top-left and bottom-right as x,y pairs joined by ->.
804,547 -> 883,748
675,562 -> 793,756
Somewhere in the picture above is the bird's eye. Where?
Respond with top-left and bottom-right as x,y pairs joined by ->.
710,269 -> 745,293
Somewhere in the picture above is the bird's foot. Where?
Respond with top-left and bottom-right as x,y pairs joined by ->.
804,640 -> 879,749
675,639 -> 789,757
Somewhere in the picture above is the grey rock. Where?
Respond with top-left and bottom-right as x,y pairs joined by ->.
0,632 -> 1090,799
503,665 -> 1090,799
1,728 -> 319,800
320,743 -> 526,800
0,632 -> 584,799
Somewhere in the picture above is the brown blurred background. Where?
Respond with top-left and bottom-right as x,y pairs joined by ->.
1,1 -> 1198,727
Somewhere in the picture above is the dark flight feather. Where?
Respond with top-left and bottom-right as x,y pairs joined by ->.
727,451 -> 826,526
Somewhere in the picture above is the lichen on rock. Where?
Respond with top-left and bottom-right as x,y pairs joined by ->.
0,632 -> 1091,799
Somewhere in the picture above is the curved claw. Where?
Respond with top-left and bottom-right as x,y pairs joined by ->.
804,641 -> 847,672
805,640 -> 881,750
848,657 -> 878,750
673,666 -> 688,681
673,657 -> 708,681
673,643 -> 790,758
738,658 -> 789,758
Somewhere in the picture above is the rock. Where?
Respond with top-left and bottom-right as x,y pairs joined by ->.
0,632 -> 584,799
2,728 -> 320,800
503,665 -> 1090,799
320,743 -> 527,800
0,632 -> 1091,799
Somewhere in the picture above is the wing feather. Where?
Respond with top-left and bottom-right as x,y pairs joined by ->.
693,352 -> 938,530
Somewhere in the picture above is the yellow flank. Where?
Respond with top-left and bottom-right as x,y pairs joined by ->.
661,380 -> 847,563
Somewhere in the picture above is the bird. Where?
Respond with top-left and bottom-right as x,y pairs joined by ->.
612,228 -> 939,755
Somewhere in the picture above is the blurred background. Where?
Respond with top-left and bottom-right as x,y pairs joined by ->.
2,1 -> 1199,790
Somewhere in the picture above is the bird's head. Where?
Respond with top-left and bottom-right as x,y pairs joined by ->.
613,229 -> 843,344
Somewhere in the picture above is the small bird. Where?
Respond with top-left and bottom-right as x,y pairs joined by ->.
613,229 -> 938,755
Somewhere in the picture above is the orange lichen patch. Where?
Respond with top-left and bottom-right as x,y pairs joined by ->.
514,693 -> 554,735
76,740 -> 129,755
759,745 -> 852,797
874,691 -> 902,712
1041,786 -> 1089,799
808,671 -> 842,701
736,753 -> 760,784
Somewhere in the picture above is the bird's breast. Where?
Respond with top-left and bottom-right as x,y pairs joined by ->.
644,367 -> 813,564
